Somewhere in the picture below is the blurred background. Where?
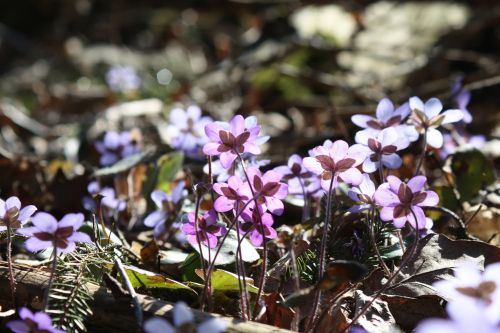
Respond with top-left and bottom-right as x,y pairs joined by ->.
0,1 -> 498,230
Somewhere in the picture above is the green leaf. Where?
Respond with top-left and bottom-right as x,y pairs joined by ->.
196,269 -> 259,293
156,152 -> 184,192
451,149 -> 495,202
117,264 -> 196,294
189,229 -> 260,265
434,186 -> 460,211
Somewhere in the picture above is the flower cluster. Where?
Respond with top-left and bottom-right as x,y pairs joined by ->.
416,262 -> 500,332
105,65 -> 141,93
96,130 -> 141,166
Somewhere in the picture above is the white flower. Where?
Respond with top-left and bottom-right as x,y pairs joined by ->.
143,302 -> 226,333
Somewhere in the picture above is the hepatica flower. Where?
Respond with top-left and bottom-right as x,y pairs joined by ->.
433,262 -> 500,325
416,262 -> 500,333
203,115 -> 261,169
348,174 -> 376,213
96,130 -> 140,166
275,154 -> 322,199
245,167 -> 288,216
351,127 -> 408,172
144,182 -> 185,235
182,209 -> 227,249
303,140 -> 364,191
351,98 -> 418,145
0,196 -> 37,231
166,106 -> 213,157
7,307 -> 65,333
409,97 -> 463,148
239,206 -> 277,246
105,65 -> 141,93
451,78 -> 472,124
144,301 -> 226,333
19,212 -> 92,253
374,176 -> 439,230
213,176 -> 251,213
83,181 -> 126,217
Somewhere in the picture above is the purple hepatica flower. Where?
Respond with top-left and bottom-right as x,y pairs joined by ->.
374,175 -> 439,230
213,176 -> 251,213
95,130 -> 140,166
105,65 -> 141,93
303,140 -> 365,191
144,301 -> 226,333
0,196 -> 37,232
451,78 -> 472,124
203,115 -> 261,169
409,97 -> 464,149
274,154 -> 322,199
144,182 -> 185,236
83,181 -> 126,218
203,156 -> 270,183
182,209 -> 227,249
352,98 -> 418,146
19,212 -> 92,254
7,307 -> 65,333
239,207 -> 277,246
433,262 -> 500,325
348,174 -> 376,213
245,167 -> 289,216
166,106 -> 213,158
351,127 -> 408,173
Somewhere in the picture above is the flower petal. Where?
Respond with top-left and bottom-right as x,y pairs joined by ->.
426,128 -> 444,148
18,205 -> 37,222
409,96 -> 424,112
25,238 -> 52,252
441,109 -> 464,124
303,157 -> 323,175
376,98 -> 394,122
151,190 -> 169,209
230,115 -> 245,135
424,98 -> 443,118
351,115 -> 376,128
381,154 -> 402,169
32,212 -> 58,233
144,317 -> 175,333
407,176 -> 427,193
219,152 -> 237,169
329,140 -> 349,163
375,187 -> 399,206
144,210 -> 167,227
173,302 -> 194,327
5,196 -> 21,210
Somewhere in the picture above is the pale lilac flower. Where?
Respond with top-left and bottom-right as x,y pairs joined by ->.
416,299 -> 499,333
239,206 -> 277,246
439,132 -> 486,159
82,181 -> 126,217
348,174 -> 376,213
245,167 -> 288,216
409,97 -> 464,148
213,176 -> 251,213
144,301 -> 226,333
374,176 -> 439,230
0,196 -> 37,231
351,127 -> 408,173
303,140 -> 365,191
451,78 -> 472,124
181,210 -> 227,249
203,115 -> 261,169
203,157 -> 270,183
19,212 -> 92,254
351,98 -> 418,146
274,154 -> 322,199
166,106 -> 213,157
105,65 -> 141,93
7,307 -> 65,333
144,182 -> 186,236
433,262 -> 500,325
95,131 -> 140,166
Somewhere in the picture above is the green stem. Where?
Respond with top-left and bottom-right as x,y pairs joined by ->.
43,247 -> 58,312
6,225 -> 16,306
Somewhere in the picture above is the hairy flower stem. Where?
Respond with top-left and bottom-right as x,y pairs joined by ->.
345,211 -> 421,331
378,160 -> 385,184
414,128 -> 428,176
236,155 -> 268,320
368,207 -> 390,277
43,247 -> 58,312
6,225 -> 16,305
193,194 -> 209,311
289,241 -> 301,331
298,177 -> 310,222
306,178 -> 335,331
